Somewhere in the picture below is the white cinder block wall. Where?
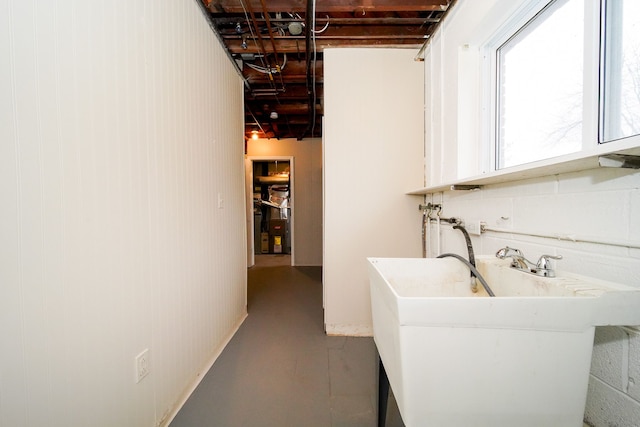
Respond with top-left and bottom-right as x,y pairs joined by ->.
1,1 -> 247,426
423,1 -> 640,425
426,171 -> 640,426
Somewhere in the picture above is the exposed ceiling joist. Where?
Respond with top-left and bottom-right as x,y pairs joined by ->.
207,0 -> 450,13
200,0 -> 454,140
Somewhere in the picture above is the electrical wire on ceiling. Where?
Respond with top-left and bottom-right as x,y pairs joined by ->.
288,12 -> 329,34
312,16 -> 329,34
239,0 -> 270,77
284,6 -> 322,139
236,0 -> 321,139
258,0 -> 287,91
243,20 -> 288,74
246,54 -> 287,74
239,0 -> 288,95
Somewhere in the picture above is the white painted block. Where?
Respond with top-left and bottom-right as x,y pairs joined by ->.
630,189 -> 640,243
511,194 -> 558,230
585,376 -> 640,427
591,327 -> 628,391
627,329 -> 640,401
543,192 -> 629,239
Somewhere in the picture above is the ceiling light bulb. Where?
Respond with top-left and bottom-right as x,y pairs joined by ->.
270,111 -> 278,120
235,22 -> 242,34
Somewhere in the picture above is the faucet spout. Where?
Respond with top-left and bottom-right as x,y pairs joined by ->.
495,246 -> 522,259
496,247 -> 563,277
495,246 -> 532,272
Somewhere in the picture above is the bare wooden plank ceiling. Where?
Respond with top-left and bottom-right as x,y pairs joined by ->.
200,0 -> 455,140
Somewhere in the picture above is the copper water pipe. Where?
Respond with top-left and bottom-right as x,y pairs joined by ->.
258,0 -> 286,89
258,0 -> 280,63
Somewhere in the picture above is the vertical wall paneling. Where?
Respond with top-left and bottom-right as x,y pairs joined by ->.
1,0 -> 247,426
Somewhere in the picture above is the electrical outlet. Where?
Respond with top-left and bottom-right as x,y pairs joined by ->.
135,349 -> 150,383
217,193 -> 224,209
465,220 -> 483,236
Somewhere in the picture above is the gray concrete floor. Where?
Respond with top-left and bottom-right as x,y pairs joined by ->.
171,260 -> 403,426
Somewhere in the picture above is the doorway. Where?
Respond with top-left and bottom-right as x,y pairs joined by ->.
245,156 -> 294,267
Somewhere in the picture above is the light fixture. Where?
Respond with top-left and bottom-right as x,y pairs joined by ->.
270,111 -> 278,120
241,36 -> 248,50
235,22 -> 242,34
288,22 -> 303,35
251,130 -> 259,140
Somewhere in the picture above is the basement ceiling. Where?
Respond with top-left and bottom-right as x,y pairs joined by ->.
199,0 -> 455,140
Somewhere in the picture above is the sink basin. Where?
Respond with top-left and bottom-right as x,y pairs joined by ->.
368,255 -> 640,427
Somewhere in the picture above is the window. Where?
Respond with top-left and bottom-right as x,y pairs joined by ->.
494,0 -> 640,170
600,0 -> 640,143
496,0 -> 584,169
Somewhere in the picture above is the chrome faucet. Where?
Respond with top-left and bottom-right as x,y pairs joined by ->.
495,247 -> 562,277
495,246 -> 531,271
533,254 -> 563,277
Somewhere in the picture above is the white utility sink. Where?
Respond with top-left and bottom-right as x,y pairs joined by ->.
368,255 -> 640,427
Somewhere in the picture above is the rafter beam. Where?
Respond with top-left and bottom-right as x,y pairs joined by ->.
207,0 -> 450,14
227,37 -> 424,53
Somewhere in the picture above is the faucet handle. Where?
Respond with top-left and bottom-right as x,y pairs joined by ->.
536,254 -> 563,270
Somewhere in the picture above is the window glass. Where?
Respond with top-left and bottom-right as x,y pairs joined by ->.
497,0 -> 584,169
600,0 -> 640,142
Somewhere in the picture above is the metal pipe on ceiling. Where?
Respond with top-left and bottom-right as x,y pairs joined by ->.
258,0 -> 286,90
193,0 -> 251,91
242,0 -> 275,73
298,0 -> 315,140
258,0 -> 281,61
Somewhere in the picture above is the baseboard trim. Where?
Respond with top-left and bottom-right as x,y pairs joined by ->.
325,323 -> 373,337
158,311 -> 248,427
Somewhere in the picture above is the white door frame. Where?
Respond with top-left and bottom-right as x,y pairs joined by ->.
245,156 -> 295,267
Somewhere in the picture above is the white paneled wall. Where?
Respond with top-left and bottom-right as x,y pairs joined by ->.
0,1 -> 246,426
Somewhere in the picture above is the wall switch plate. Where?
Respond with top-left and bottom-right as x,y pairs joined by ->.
135,349 -> 150,383
217,193 -> 224,209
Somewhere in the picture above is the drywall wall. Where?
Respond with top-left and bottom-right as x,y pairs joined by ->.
323,48 -> 424,335
0,1 -> 246,426
246,138 -> 323,266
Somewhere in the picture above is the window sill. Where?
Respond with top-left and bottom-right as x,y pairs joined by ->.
408,140 -> 640,195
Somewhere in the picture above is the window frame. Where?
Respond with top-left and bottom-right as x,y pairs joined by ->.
598,0 -> 640,144
485,0 -> 639,173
